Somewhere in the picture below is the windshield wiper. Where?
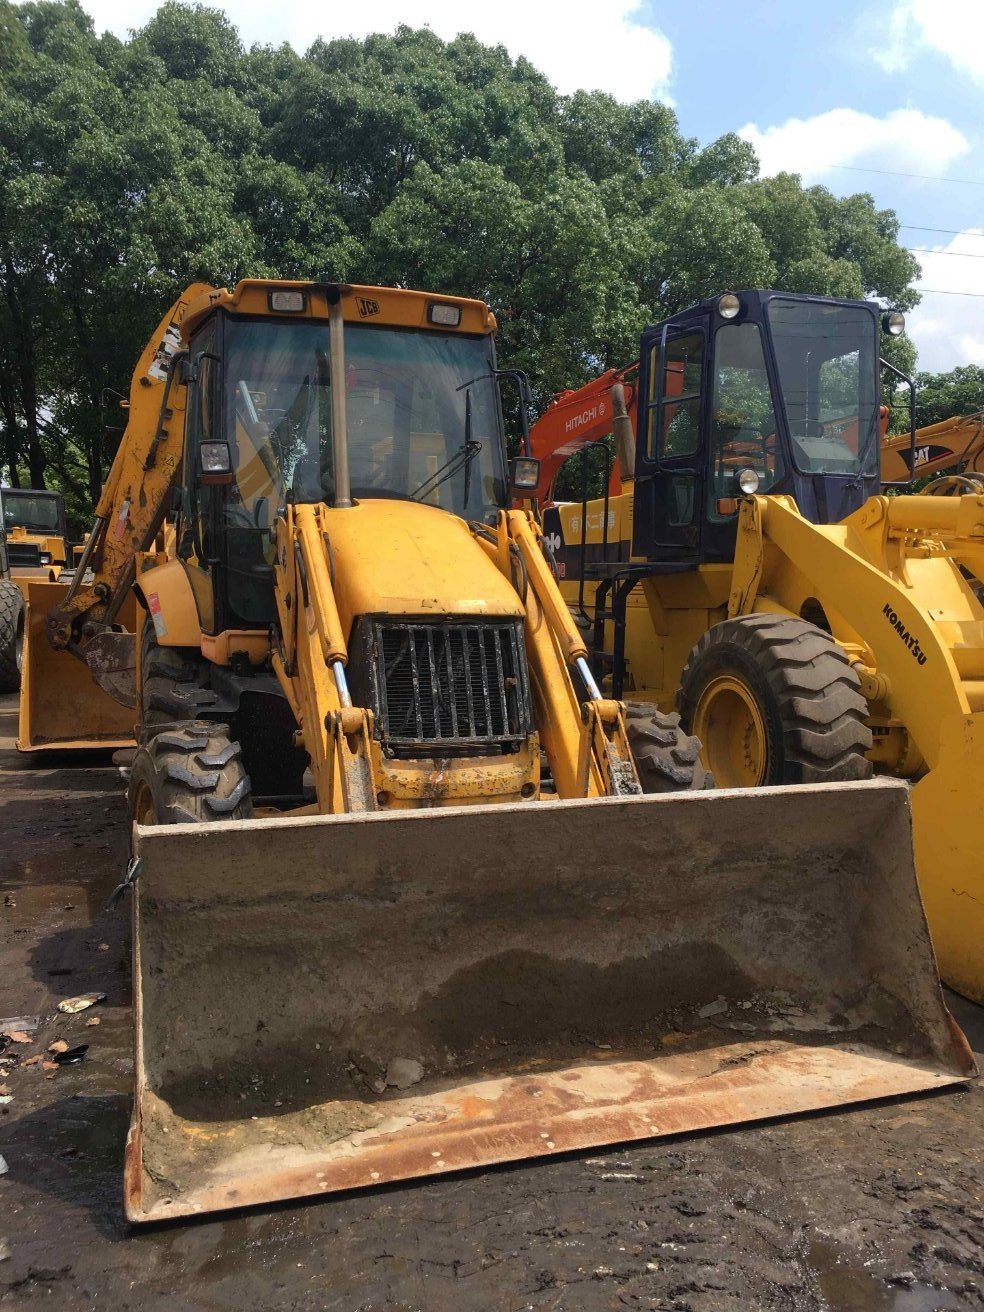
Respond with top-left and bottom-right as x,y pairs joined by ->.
410,388 -> 481,504
409,441 -> 482,503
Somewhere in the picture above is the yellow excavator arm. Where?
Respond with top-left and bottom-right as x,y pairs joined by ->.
45,285 -> 212,675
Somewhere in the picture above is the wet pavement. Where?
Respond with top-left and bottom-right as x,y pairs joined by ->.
0,690 -> 982,1310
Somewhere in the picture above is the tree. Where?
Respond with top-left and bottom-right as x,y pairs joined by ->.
913,364 -> 984,429
0,2 -> 930,517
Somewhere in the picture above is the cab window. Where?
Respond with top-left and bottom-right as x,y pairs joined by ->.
709,323 -> 784,520
645,333 -> 704,461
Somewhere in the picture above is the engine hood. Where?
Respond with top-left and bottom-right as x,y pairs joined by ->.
321,499 -> 523,629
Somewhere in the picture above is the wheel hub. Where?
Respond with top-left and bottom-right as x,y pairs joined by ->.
693,674 -> 767,788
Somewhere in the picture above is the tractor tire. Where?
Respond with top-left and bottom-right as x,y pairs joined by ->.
127,721 -> 253,827
625,703 -> 715,792
140,618 -> 209,729
0,580 -> 25,693
677,614 -> 872,789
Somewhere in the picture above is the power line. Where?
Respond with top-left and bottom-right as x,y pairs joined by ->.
902,224 -> 984,238
904,247 -> 984,259
830,163 -> 984,187
912,287 -> 984,298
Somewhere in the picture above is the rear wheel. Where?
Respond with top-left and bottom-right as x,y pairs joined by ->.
678,614 -> 872,788
140,619 -> 208,729
0,581 -> 25,693
625,703 -> 715,792
128,721 -> 253,827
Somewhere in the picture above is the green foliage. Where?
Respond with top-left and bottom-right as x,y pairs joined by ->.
0,2 -> 929,519
912,364 -> 984,429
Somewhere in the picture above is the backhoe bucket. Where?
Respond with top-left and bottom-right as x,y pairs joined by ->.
17,581 -> 136,752
126,778 -> 974,1223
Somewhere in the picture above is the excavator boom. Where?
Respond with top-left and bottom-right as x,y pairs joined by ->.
882,408 -> 984,485
18,286 -> 210,751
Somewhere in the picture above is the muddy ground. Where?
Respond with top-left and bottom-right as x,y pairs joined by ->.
0,691 -> 981,1312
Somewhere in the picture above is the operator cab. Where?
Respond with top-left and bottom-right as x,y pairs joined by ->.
632,291 -> 903,564
0,488 -> 67,538
0,488 -> 68,570
176,282 -> 517,634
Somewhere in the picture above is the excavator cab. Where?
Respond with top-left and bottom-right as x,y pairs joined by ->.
631,291 -> 897,565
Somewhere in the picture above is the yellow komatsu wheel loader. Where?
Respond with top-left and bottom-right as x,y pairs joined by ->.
532,290 -> 984,1005
24,280 -> 973,1222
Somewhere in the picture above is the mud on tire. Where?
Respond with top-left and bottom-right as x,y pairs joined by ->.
678,614 -> 872,785
0,580 -> 25,693
625,703 -> 715,792
127,721 -> 253,826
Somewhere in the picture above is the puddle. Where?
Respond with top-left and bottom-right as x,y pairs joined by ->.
809,1240 -> 969,1311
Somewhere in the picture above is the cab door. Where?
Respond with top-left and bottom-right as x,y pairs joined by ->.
631,317 -> 707,563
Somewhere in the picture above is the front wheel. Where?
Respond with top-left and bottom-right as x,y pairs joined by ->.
128,721 -> 253,827
625,703 -> 715,792
0,580 -> 25,693
678,614 -> 872,788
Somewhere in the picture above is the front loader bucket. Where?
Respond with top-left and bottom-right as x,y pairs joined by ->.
126,778 -> 974,1223
16,581 -> 136,752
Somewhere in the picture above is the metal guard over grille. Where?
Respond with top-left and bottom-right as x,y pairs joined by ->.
7,542 -> 42,567
367,618 -> 532,750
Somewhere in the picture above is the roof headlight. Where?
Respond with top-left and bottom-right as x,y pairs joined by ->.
882,309 -> 905,336
268,290 -> 306,313
717,292 -> 741,320
428,302 -> 462,327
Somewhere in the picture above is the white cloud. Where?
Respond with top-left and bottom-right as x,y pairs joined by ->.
80,0 -> 673,102
906,230 -> 984,372
873,0 -> 984,80
739,107 -> 970,183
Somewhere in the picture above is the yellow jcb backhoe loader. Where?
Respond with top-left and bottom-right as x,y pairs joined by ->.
26,279 -> 973,1223
533,290 -> 984,1005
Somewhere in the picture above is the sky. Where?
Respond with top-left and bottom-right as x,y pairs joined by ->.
76,0 -> 984,374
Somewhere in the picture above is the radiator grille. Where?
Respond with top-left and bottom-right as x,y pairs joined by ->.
367,619 -> 532,750
6,542 -> 42,568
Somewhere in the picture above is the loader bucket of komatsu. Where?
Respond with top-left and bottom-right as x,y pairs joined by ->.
17,581 -> 136,752
125,778 -> 974,1223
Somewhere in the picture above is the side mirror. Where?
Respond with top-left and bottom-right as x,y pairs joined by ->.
510,456 -> 540,494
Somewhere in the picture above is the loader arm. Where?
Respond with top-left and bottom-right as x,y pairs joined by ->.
271,501 -> 377,814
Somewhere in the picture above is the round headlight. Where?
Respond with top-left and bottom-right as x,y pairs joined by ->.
883,310 -> 905,336
737,467 -> 760,495
717,292 -> 741,320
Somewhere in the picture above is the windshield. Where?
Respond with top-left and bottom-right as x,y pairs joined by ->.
766,299 -> 878,476
225,319 -> 508,523
1,490 -> 63,533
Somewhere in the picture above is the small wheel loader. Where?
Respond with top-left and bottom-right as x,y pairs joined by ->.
23,279 -> 973,1222
0,487 -> 71,693
530,289 -> 984,1005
